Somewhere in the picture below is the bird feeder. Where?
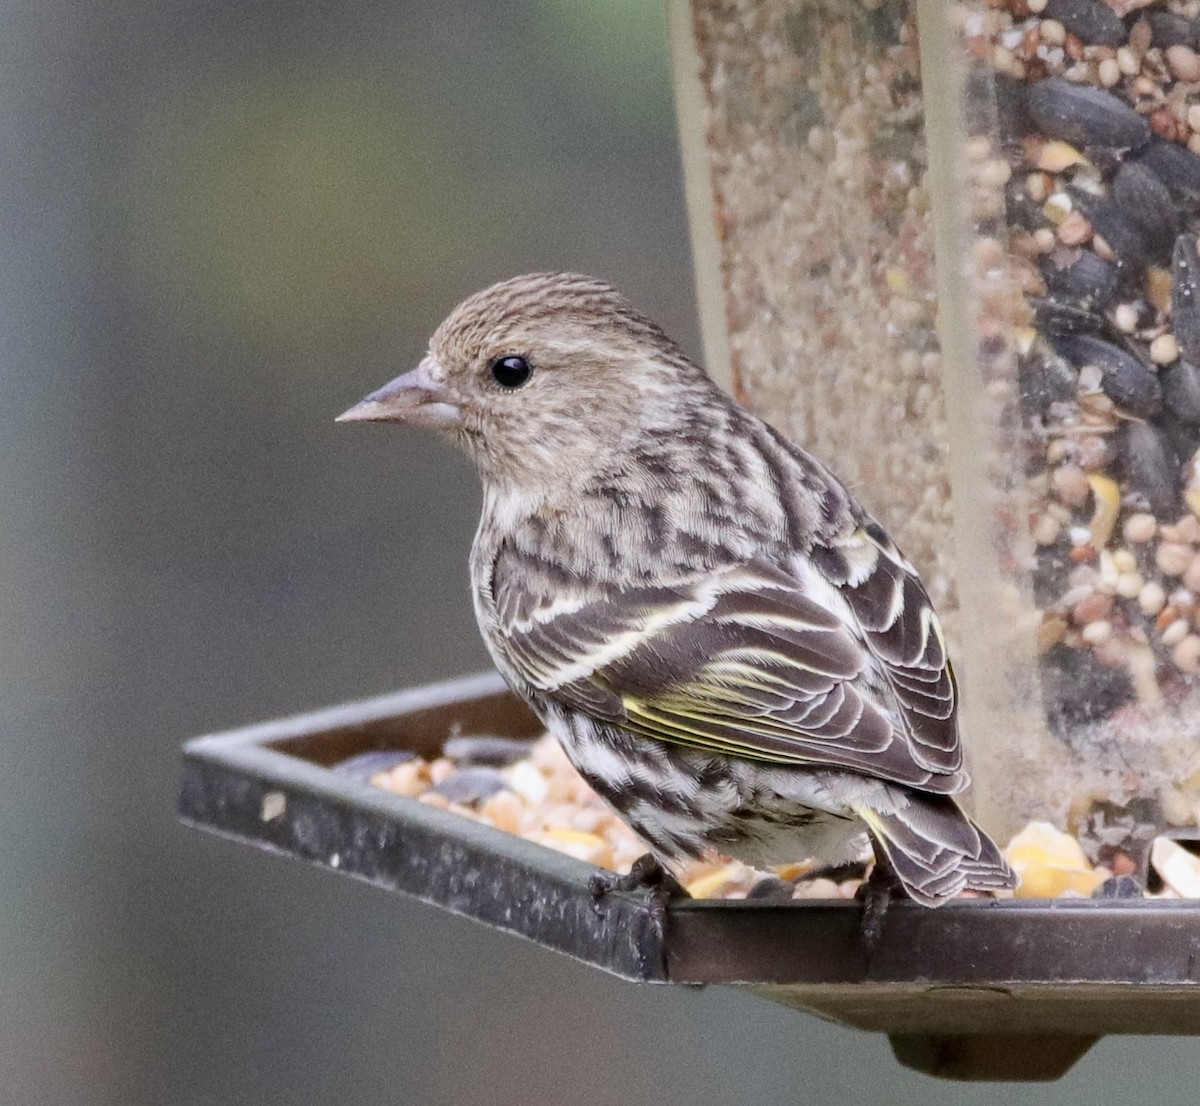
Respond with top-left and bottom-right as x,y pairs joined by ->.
181,672 -> 1200,1083
669,0 -> 1200,862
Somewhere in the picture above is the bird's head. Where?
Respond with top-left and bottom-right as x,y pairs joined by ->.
337,273 -> 711,490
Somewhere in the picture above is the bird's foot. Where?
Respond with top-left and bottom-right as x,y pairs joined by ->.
589,853 -> 689,929
589,853 -> 689,900
855,853 -> 904,956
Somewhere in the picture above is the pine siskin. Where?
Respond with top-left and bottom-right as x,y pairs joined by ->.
338,273 -> 1017,909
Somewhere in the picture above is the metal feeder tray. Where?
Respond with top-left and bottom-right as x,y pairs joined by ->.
179,671 -> 1200,1082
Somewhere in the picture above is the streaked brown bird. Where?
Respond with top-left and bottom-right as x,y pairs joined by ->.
339,273 -> 1016,918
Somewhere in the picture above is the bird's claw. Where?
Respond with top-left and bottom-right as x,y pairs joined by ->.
589,853 -> 689,900
855,854 -> 904,956
589,854 -> 689,928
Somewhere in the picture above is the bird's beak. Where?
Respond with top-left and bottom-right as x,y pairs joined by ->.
336,356 -> 462,429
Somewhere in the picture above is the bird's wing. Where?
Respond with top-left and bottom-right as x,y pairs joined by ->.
494,544 -> 963,792
805,519 -> 962,780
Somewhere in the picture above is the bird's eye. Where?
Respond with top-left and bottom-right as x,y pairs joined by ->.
489,355 -> 532,389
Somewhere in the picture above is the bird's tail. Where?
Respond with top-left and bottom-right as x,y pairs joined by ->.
856,794 -> 1017,907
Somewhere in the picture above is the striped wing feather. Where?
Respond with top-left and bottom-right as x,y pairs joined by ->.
814,523 -> 961,777
499,546 -> 965,793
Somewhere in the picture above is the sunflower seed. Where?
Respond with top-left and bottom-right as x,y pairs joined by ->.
1112,161 -> 1181,260
1173,234 -> 1200,364
1042,250 -> 1120,311
1044,0 -> 1127,46
429,766 -> 508,805
991,72 -> 1031,139
1133,139 -> 1200,208
1070,189 -> 1152,276
1054,333 -> 1163,417
1042,642 -> 1135,741
1122,421 -> 1180,517
1034,298 -> 1107,337
443,734 -> 538,767
747,876 -> 796,900
1028,78 -> 1152,151
1161,360 -> 1200,425
1020,345 -> 1081,417
1156,413 -> 1200,476
333,749 -> 415,781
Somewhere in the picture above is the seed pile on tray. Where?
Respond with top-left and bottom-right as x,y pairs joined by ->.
352,733 -> 1200,900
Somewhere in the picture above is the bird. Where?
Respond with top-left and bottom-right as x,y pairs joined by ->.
338,272 -> 1017,924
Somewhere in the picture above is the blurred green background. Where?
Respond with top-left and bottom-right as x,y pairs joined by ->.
1,1 -> 1196,1101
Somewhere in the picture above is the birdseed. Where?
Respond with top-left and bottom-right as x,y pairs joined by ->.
366,730 -> 1195,899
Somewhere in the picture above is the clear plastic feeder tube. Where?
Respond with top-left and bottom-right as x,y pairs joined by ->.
671,0 -> 1200,861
